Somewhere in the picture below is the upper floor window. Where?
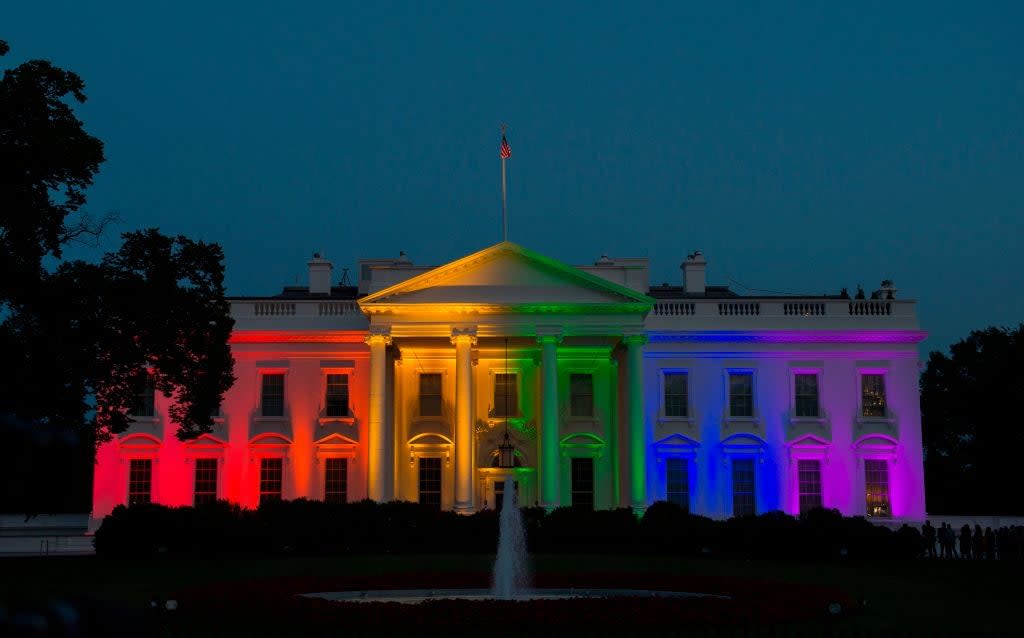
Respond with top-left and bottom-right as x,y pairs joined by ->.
663,372 -> 689,418
728,373 -> 754,418
570,373 -> 594,417
419,373 -> 442,417
794,374 -> 820,418
325,374 -> 349,417
492,373 -> 518,417
261,374 -> 285,417
131,383 -> 155,418
861,374 -> 887,418
128,458 -> 152,505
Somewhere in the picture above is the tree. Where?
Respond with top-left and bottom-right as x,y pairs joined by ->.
921,325 -> 1024,514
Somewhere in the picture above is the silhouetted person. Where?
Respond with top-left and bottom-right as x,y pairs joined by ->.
940,523 -> 954,559
923,520 -> 937,559
960,524 -> 972,559
973,524 -> 984,560
985,527 -> 996,560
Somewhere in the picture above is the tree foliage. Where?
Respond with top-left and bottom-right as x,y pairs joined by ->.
921,325 -> 1024,514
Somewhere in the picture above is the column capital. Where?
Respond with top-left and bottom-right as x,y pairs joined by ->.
365,327 -> 392,346
536,328 -> 563,345
450,326 -> 478,345
622,333 -> 649,346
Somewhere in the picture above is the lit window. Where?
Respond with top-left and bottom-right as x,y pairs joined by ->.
419,374 -> 442,417
797,459 -> 822,513
729,373 -> 754,418
865,459 -> 891,518
492,373 -> 518,417
324,458 -> 348,504
132,383 -> 155,418
794,374 -> 820,418
261,374 -> 285,417
194,458 -> 218,506
128,459 -> 152,505
571,457 -> 594,510
732,458 -> 756,517
325,374 -> 349,417
570,374 -> 594,417
418,457 -> 441,509
861,374 -> 887,418
664,372 -> 689,418
665,458 -> 689,512
259,457 -> 283,505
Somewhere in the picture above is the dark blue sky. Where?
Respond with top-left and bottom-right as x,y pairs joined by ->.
7,2 -> 1023,354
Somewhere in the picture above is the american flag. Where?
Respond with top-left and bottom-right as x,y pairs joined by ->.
500,135 -> 512,159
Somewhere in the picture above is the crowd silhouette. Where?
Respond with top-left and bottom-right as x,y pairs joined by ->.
921,520 -> 1024,560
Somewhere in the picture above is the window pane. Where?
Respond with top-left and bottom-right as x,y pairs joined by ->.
324,458 -> 348,504
861,374 -> 887,418
261,374 -> 285,417
794,374 -> 819,418
570,374 -> 594,417
194,458 -> 218,506
325,374 -> 349,417
729,373 -> 754,418
665,457 -> 689,512
732,458 -> 756,517
419,374 -> 442,417
128,459 -> 152,505
865,459 -> 890,518
418,457 -> 442,509
664,373 -> 689,418
493,373 -> 518,417
259,457 -> 283,505
797,459 -> 822,513
132,383 -> 155,418
571,457 -> 594,510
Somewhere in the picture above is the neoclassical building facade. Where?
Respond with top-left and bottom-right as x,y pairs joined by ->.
91,242 -> 927,525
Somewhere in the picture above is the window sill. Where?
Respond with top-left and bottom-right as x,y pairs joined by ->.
855,415 -> 896,425
254,415 -> 289,423
657,415 -> 694,425
789,416 -> 827,424
129,416 -> 159,424
318,416 -> 356,426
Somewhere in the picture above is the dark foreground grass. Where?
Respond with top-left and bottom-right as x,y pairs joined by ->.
1,554 -> 1020,636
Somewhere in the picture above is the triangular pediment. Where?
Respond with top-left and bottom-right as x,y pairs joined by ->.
359,242 -> 653,312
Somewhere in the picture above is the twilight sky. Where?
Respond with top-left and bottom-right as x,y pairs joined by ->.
6,2 -> 1023,354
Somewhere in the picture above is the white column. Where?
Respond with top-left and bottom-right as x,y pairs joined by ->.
452,328 -> 477,513
538,332 -> 561,509
624,334 -> 648,512
366,329 -> 392,502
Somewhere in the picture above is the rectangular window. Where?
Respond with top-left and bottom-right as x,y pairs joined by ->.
570,374 -> 594,417
419,373 -> 442,417
324,458 -> 348,504
325,374 -> 349,417
127,459 -> 152,505
259,457 -> 283,505
794,374 -> 820,418
571,457 -> 594,510
665,457 -> 690,512
797,459 -> 822,513
193,458 -> 218,506
492,373 -> 518,417
132,383 -> 155,418
664,372 -> 689,418
261,374 -> 285,417
418,457 -> 442,509
729,373 -> 754,418
865,459 -> 891,518
861,374 -> 887,418
732,458 -> 756,517
494,480 -> 519,512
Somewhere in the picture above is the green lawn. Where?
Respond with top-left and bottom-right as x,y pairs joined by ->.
2,554 -> 1019,635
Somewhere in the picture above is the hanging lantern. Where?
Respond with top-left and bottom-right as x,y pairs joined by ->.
497,429 -> 516,468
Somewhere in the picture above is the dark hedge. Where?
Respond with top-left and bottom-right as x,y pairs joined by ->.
93,499 -> 923,560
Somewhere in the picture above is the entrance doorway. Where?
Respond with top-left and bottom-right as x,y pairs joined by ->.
494,479 -> 519,512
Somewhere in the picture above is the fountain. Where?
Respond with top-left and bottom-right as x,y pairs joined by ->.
492,476 -> 529,599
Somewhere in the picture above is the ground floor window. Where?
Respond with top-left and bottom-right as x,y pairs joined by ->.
665,457 -> 689,512
324,458 -> 348,504
571,457 -> 594,510
797,459 -> 822,513
494,479 -> 519,512
732,458 -> 756,517
193,458 -> 218,505
865,459 -> 891,518
418,457 -> 442,509
259,457 -> 283,505
128,458 -> 152,505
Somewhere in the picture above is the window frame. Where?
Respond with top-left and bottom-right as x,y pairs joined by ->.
127,457 -> 153,506
725,369 -> 757,420
490,368 -> 521,418
323,457 -> 348,504
660,369 -> 691,420
417,456 -> 443,509
796,458 -> 823,514
858,370 -> 889,420
731,457 -> 757,517
258,456 -> 284,506
568,373 -> 595,418
131,382 -> 157,419
324,373 -> 351,418
258,370 -> 288,419
193,457 -> 220,506
664,456 -> 691,512
864,458 -> 891,518
570,456 -> 595,510
790,368 -> 823,420
418,372 -> 444,418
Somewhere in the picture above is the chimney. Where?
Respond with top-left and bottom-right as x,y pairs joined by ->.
682,251 -> 706,295
308,252 -> 333,295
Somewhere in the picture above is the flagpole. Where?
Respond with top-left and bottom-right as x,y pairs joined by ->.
501,124 -> 508,242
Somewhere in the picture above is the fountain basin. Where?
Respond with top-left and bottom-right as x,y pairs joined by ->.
303,588 -> 728,605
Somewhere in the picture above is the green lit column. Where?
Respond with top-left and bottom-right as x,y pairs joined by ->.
624,333 -> 648,512
538,332 -> 561,509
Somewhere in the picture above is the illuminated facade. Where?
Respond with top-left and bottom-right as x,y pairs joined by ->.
91,242 -> 927,525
